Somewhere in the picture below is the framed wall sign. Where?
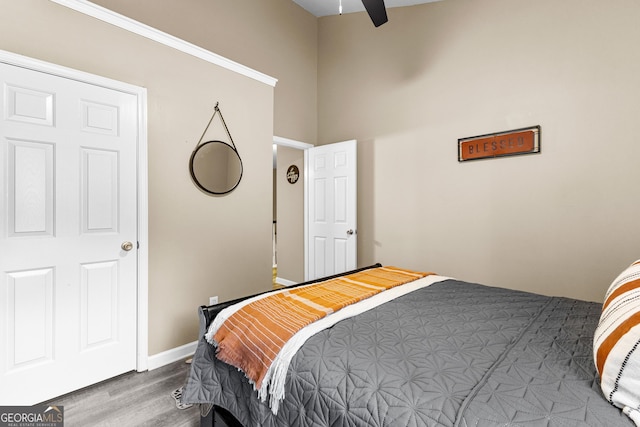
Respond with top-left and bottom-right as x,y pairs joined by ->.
286,165 -> 299,184
458,125 -> 541,162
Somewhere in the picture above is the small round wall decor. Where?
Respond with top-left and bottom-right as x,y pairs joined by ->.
286,165 -> 299,184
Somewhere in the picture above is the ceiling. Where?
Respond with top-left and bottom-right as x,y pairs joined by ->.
292,0 -> 441,17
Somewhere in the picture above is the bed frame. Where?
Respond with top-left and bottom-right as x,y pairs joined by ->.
195,264 -> 382,427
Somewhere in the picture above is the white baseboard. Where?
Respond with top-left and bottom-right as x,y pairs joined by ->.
275,277 -> 298,287
147,277 -> 300,371
147,340 -> 198,371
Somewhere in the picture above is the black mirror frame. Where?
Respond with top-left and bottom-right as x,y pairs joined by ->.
189,140 -> 243,195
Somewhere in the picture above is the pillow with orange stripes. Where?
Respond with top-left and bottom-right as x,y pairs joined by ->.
593,259 -> 640,426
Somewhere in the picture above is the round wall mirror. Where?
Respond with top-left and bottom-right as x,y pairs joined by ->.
189,140 -> 243,195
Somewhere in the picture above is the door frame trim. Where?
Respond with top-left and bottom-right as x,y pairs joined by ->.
273,136 -> 313,150
273,136 -> 312,282
0,49 -> 149,372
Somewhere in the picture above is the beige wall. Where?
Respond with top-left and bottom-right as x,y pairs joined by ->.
91,0 -> 319,144
4,0 -> 636,359
318,0 -> 640,302
276,146 -> 305,282
0,1 -> 277,355
91,0 -> 318,293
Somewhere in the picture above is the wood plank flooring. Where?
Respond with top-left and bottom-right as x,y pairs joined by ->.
42,358 -> 200,427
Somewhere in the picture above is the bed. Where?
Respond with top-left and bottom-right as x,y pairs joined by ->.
181,263 -> 640,427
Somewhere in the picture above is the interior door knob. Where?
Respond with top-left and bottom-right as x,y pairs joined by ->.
121,241 -> 134,251
346,229 -> 354,236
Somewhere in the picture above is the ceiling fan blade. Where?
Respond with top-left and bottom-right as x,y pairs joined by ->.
361,0 -> 388,27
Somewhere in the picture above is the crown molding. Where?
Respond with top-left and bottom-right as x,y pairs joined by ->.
49,0 -> 278,87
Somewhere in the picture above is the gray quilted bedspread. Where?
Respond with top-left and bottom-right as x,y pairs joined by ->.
181,279 -> 633,426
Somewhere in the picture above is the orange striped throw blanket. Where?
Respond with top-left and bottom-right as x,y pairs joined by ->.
211,266 -> 432,392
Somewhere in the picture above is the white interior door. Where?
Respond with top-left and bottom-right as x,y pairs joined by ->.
305,140 -> 357,280
0,61 -> 138,405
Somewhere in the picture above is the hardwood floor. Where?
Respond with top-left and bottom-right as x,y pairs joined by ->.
42,358 -> 200,427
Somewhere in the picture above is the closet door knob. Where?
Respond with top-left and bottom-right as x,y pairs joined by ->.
346,229 -> 354,236
121,241 -> 134,251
